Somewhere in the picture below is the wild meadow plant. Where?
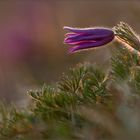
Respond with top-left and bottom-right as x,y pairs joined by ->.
1,22 -> 140,140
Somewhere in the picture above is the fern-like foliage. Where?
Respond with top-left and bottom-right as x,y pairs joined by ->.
28,64 -> 113,139
113,21 -> 140,50
58,64 -> 110,104
112,22 -> 140,92
111,43 -> 140,80
0,103 -> 37,140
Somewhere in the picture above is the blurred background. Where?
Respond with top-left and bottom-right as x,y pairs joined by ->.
0,0 -> 140,106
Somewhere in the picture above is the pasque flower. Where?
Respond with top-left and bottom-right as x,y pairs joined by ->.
63,26 -> 115,53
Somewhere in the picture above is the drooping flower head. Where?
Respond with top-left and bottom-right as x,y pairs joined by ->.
63,26 -> 115,53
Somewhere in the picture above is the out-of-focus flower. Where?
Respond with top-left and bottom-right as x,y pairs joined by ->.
63,26 -> 115,53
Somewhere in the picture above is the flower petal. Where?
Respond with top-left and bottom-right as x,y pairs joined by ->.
66,40 -> 96,45
65,32 -> 78,37
63,26 -> 113,36
69,36 -> 114,53
64,34 -> 110,44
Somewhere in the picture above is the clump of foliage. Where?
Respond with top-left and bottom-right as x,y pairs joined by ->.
1,22 -> 140,140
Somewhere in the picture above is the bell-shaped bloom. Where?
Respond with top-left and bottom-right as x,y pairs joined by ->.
63,26 -> 115,53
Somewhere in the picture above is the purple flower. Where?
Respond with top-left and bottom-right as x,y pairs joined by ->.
63,26 -> 115,53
